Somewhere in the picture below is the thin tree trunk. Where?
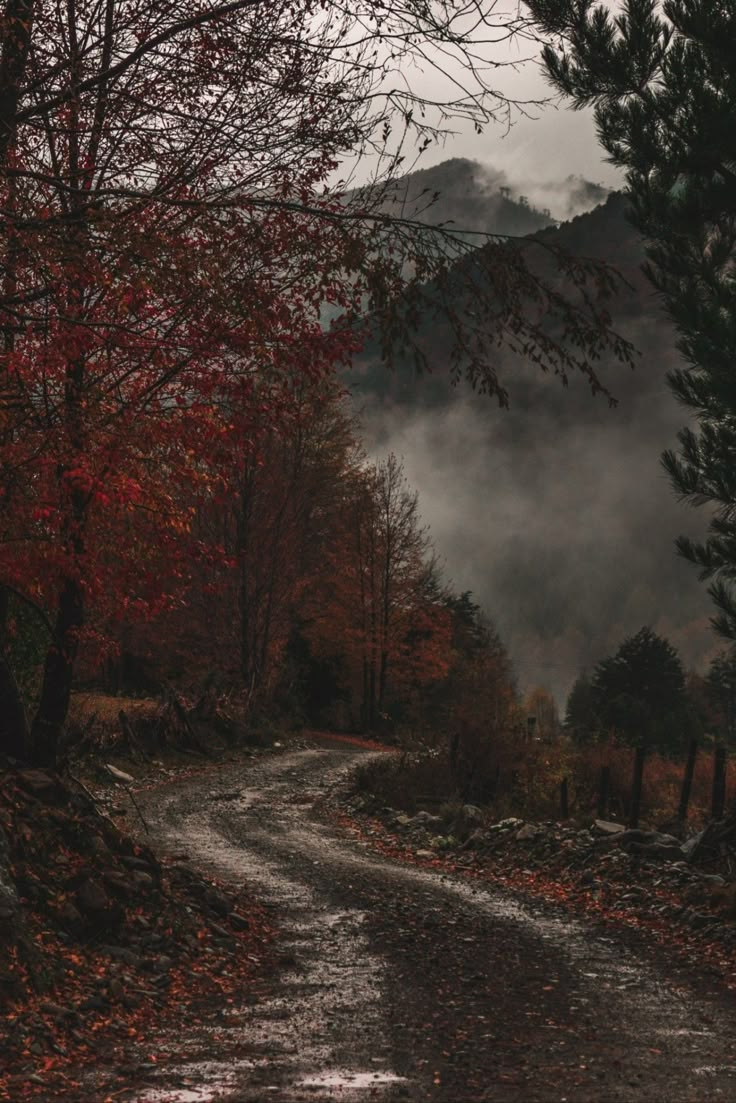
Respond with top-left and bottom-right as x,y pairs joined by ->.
0,5 -> 33,758
0,584 -> 28,759
238,470 -> 254,688
31,573 -> 83,766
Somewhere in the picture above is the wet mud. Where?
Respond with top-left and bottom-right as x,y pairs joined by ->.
124,744 -> 736,1102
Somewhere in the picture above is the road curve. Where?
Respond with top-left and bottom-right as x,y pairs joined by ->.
129,743 -> 736,1102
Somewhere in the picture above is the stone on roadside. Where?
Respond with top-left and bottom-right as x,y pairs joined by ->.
411,811 -> 442,829
592,819 -> 625,835
105,764 -> 136,784
229,911 -> 250,931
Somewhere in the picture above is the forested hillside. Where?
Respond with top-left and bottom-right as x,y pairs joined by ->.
350,171 -> 713,700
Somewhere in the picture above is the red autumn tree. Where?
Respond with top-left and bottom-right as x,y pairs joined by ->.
303,453 -> 452,730
0,1 -> 638,764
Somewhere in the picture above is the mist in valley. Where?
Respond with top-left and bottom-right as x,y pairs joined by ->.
350,162 -> 717,706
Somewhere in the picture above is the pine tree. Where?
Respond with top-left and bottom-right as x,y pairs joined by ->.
564,671 -> 599,743
705,649 -> 736,741
526,0 -> 736,638
590,626 -> 691,752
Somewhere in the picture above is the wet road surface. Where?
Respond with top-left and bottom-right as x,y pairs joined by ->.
129,744 -> 736,1102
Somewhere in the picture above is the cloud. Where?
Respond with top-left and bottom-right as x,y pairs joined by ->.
354,320 -> 712,707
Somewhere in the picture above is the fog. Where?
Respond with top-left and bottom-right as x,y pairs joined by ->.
360,385 -> 714,706
350,167 -> 718,707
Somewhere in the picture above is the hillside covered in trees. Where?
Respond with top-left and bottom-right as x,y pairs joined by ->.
350,162 -> 715,701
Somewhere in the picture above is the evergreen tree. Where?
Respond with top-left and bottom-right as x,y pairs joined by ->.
590,626 -> 691,751
705,649 -> 736,741
526,0 -> 736,638
564,671 -> 599,743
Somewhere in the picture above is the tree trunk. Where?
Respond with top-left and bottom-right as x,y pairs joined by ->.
378,647 -> 389,717
0,653 -> 28,760
31,575 -> 83,768
0,587 -> 29,759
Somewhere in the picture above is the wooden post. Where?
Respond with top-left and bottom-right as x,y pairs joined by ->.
597,765 -> 610,819
712,745 -> 727,820
678,740 -> 698,822
560,776 -> 569,819
629,747 -> 646,828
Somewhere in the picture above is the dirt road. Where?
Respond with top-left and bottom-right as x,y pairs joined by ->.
126,742 -> 736,1102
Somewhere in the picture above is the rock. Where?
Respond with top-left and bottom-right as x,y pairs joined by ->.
108,978 -> 124,1000
57,900 -> 84,932
411,811 -> 442,828
686,911 -> 719,931
76,878 -> 110,916
708,882 -> 736,918
617,829 -> 682,853
41,1001 -> 76,1021
458,805 -> 484,827
592,819 -> 626,835
629,841 -> 685,862
415,849 -> 435,859
492,818 -> 523,832
205,888 -> 232,917
460,828 -> 486,851
209,922 -> 235,942
87,834 -> 110,857
102,871 -> 136,900
516,824 -> 543,842
682,830 -> 705,858
393,814 -> 412,828
16,770 -> 65,804
105,764 -> 136,784
130,871 -> 154,890
101,945 -> 143,968
120,855 -> 155,873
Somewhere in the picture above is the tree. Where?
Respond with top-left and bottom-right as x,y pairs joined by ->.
564,671 -> 599,743
705,650 -> 736,742
525,685 -> 561,742
526,0 -> 736,640
346,453 -> 437,729
0,0 -> 638,764
590,625 -> 690,752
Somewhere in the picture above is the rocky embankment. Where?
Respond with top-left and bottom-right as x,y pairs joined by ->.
338,794 -> 736,967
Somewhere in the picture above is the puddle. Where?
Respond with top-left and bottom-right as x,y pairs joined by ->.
298,1070 -> 407,1090
136,1059 -> 258,1102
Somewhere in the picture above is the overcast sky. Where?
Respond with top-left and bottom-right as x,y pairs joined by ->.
395,20 -> 623,191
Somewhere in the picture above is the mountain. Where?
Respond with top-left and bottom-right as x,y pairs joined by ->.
369,157 -> 554,237
347,161 -> 715,704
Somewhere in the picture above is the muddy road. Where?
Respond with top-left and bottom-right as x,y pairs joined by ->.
130,743 -> 736,1102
